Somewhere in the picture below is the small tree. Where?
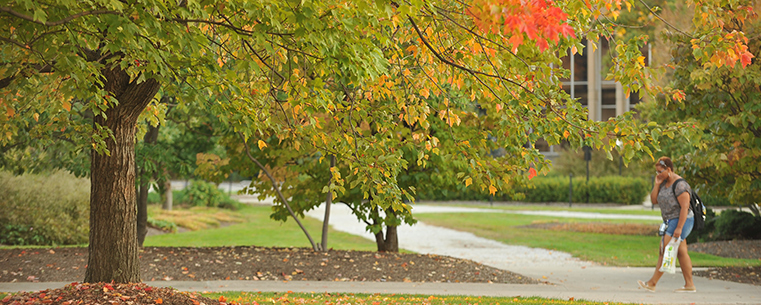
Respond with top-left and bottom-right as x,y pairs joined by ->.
639,1 -> 760,215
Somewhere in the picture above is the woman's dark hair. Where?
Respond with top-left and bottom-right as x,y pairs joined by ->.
656,157 -> 673,170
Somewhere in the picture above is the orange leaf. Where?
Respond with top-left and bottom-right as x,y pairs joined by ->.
155,298 -> 163,304
488,185 -> 497,195
257,140 -> 267,150
420,88 -> 430,99
62,101 -> 72,111
528,168 -> 537,180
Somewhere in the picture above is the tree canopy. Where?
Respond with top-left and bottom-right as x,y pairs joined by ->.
639,0 -> 760,213
1,0 -> 756,283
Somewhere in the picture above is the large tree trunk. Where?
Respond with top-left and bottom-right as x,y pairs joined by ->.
137,124 -> 160,247
85,66 -> 160,283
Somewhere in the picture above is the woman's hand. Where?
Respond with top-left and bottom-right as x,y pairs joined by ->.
654,174 -> 665,186
673,228 -> 682,240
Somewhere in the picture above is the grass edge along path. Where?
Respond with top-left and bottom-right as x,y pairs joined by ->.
206,291 -> 639,305
414,212 -> 761,268
0,291 -> 640,305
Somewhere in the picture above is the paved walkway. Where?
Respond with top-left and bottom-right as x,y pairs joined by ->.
2,203 -> 760,304
302,204 -> 760,305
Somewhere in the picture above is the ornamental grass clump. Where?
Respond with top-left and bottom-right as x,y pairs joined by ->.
0,170 -> 90,245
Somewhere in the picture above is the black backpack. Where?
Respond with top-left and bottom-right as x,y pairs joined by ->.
671,178 -> 706,231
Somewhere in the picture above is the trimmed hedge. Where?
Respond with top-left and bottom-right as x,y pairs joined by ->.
419,176 -> 649,205
0,170 -> 90,245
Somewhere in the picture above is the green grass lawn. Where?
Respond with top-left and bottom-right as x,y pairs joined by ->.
144,205 -> 377,251
205,292 -> 638,305
0,291 -> 637,305
414,212 -> 760,268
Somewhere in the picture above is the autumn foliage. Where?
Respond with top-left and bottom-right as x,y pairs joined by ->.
467,0 -> 576,51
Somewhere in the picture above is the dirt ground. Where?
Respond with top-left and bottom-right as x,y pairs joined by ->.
0,246 -> 538,284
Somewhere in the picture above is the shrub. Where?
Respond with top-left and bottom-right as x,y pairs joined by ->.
182,180 -> 241,210
0,170 -> 89,245
713,209 -> 761,240
418,176 -> 649,205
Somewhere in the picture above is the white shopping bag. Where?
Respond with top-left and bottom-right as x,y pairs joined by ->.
659,237 -> 681,274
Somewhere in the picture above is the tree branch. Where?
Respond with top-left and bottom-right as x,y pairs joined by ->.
637,0 -> 693,38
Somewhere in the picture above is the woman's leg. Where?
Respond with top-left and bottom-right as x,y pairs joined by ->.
646,235 -> 669,287
677,238 -> 695,289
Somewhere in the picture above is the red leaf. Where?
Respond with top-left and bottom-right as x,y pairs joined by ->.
528,168 -> 537,180
740,51 -> 754,68
535,38 -> 550,52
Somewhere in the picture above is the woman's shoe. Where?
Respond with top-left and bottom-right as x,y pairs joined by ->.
674,286 -> 697,293
637,280 -> 656,292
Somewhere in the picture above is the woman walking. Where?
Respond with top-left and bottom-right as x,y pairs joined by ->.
638,157 -> 697,293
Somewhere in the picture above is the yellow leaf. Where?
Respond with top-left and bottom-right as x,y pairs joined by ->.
465,178 -> 472,187
62,101 -> 72,111
33,113 -> 39,122
420,88 -> 430,99
637,56 -> 645,66
402,68 -> 411,77
257,140 -> 267,150
489,185 -> 497,195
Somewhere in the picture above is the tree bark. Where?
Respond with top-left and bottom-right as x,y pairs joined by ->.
85,66 -> 160,283
137,124 -> 160,247
162,176 -> 173,211
384,225 -> 399,252
372,206 -> 399,252
320,155 -> 336,252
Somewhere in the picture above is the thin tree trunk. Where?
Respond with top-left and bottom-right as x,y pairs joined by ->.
383,208 -> 399,252
85,66 -> 160,283
238,133 -> 320,251
384,225 -> 399,252
321,155 -> 336,252
137,124 -> 160,247
162,176 -> 173,211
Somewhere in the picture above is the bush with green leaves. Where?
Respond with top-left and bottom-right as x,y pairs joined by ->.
182,180 -> 241,210
419,176 -> 649,205
713,209 -> 761,240
0,170 -> 89,245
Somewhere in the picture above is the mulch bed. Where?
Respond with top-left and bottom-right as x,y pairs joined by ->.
1,282 -> 222,305
690,240 -> 761,286
0,246 -> 537,285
